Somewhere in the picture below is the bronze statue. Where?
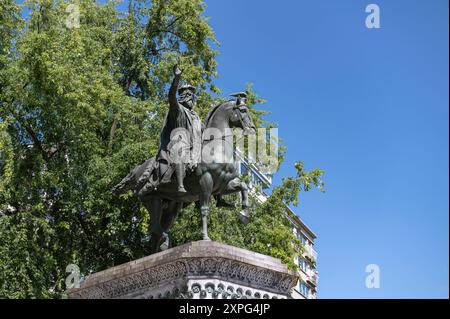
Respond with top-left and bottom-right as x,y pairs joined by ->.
113,65 -> 256,253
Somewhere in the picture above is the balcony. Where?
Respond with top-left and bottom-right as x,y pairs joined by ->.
303,244 -> 318,262
307,270 -> 319,287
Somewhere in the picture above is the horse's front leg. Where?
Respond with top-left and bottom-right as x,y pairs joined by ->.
199,172 -> 213,240
239,181 -> 249,210
239,181 -> 251,223
222,177 -> 250,223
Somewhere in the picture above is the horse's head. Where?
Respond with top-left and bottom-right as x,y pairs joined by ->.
227,101 -> 256,135
204,99 -> 256,137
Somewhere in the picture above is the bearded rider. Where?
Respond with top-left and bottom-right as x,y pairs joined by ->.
157,65 -> 202,193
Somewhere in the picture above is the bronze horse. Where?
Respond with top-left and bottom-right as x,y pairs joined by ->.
112,99 -> 256,253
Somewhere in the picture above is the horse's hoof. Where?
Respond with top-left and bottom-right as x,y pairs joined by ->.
239,210 -> 250,225
201,235 -> 211,241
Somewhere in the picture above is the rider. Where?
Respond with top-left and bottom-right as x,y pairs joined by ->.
157,65 -> 202,193
230,92 -> 247,106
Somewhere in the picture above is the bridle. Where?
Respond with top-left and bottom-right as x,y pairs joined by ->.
202,102 -> 252,145
233,103 -> 248,132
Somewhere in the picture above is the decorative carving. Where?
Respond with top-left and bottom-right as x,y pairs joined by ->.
69,256 -> 296,299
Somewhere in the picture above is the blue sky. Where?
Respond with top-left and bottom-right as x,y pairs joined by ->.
202,0 -> 449,298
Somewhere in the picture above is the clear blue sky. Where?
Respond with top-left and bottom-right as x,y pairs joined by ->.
202,0 -> 449,298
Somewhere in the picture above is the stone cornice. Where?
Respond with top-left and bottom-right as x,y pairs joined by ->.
68,241 -> 298,299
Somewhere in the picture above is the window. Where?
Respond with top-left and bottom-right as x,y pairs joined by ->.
298,233 -> 307,245
298,257 -> 307,273
300,282 -> 310,297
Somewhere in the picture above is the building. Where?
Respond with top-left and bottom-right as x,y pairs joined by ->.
235,150 -> 319,299
288,209 -> 319,299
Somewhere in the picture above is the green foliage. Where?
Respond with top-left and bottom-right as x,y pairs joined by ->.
0,211 -> 57,298
171,162 -> 325,271
171,195 -> 247,249
0,0 -> 324,298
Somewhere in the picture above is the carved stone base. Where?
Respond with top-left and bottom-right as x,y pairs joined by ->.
68,241 -> 298,299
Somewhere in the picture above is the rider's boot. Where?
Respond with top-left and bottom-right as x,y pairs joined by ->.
175,163 -> 187,194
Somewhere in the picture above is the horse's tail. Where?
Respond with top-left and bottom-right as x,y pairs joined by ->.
112,158 -> 155,195
112,169 -> 138,195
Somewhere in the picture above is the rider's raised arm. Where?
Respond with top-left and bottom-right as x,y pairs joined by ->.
169,65 -> 182,112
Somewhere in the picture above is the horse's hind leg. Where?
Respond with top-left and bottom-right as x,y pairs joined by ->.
199,172 -> 213,240
143,196 -> 164,253
160,201 -> 183,248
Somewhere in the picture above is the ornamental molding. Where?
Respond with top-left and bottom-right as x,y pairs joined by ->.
69,256 -> 297,299
68,241 -> 298,299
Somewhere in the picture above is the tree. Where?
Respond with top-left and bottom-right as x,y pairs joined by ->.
0,0 -> 324,298
171,162 -> 324,270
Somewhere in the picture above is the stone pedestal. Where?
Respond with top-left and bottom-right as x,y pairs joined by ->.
68,241 -> 298,299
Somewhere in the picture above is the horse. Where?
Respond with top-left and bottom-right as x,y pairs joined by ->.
112,99 -> 256,253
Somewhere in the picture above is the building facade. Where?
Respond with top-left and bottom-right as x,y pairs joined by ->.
235,150 -> 318,299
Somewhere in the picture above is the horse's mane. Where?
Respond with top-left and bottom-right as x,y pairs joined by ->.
204,100 -> 233,128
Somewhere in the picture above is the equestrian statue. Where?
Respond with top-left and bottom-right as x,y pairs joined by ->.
112,65 -> 256,253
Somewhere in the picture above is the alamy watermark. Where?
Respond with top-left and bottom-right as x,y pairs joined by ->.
167,127 -> 279,175
365,4 -> 381,29
65,4 -> 80,29
365,263 -> 381,288
65,264 -> 80,289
